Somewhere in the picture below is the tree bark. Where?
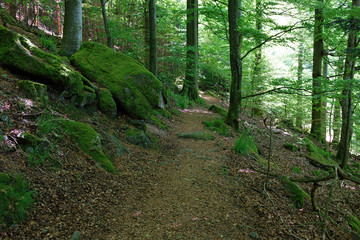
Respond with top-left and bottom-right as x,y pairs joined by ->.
182,0 -> 199,100
336,0 -> 359,168
225,0 -> 242,130
321,59 -> 328,140
296,42 -> 304,129
149,0 -> 157,76
250,0 -> 263,117
61,0 -> 82,57
100,0 -> 113,48
310,0 -> 324,140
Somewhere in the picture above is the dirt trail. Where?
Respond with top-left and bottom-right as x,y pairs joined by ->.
101,96 -> 250,239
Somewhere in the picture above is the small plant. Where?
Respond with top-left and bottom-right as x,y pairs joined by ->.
177,131 -> 214,140
203,118 -> 230,136
40,34 -> 57,53
234,133 -> 258,156
292,166 -> 302,175
348,215 -> 360,235
0,173 -> 36,230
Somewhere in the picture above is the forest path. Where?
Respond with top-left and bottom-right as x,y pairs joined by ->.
103,94 -> 251,239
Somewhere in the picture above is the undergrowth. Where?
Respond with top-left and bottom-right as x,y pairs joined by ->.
233,133 -> 258,156
0,173 -> 36,230
202,118 -> 230,136
177,131 -> 214,140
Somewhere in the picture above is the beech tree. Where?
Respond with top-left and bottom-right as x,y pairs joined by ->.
182,0 -> 199,100
225,0 -> 242,129
149,0 -> 157,76
336,0 -> 360,168
310,0 -> 324,141
61,0 -> 82,57
100,0 -> 113,48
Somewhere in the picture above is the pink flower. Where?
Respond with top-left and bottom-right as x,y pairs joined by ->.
1,102 -> 10,111
237,169 -> 255,173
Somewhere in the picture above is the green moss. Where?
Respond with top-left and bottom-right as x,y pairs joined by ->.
98,88 -> 117,117
57,120 -> 115,173
0,173 -> 10,184
18,80 -> 48,106
177,132 -> 215,140
281,176 -> 310,209
208,105 -> 228,118
304,138 -> 336,165
0,8 -> 16,25
71,42 -> 167,119
0,25 -> 85,98
154,109 -> 172,119
71,85 -> 96,107
203,118 -> 230,136
125,128 -> 154,148
284,142 -> 299,152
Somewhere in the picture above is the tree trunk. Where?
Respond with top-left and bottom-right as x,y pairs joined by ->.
295,42 -> 304,129
61,0 -> 82,57
310,0 -> 324,140
101,0 -> 113,48
336,0 -> 359,168
225,0 -> 242,130
250,0 -> 263,117
182,0 -> 199,100
321,60 -> 328,140
332,100 -> 341,143
149,0 -> 157,76
143,1 -> 149,67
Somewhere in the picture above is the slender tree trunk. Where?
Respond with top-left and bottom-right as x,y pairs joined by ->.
336,0 -> 359,168
225,0 -> 242,130
250,0 -> 263,117
100,0 -> 113,48
61,0 -> 82,57
310,0 -> 324,140
56,0 -> 61,35
149,0 -> 157,76
182,0 -> 199,100
143,1 -> 149,67
332,100 -> 341,143
321,60 -> 328,140
296,42 -> 304,129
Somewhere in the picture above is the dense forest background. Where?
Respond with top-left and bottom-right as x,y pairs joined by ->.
2,0 -> 358,153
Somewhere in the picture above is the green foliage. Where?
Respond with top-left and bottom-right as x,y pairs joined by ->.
281,176 -> 310,209
177,132 -> 215,140
202,118 -> 230,136
40,34 -> 57,53
234,133 -> 258,156
348,215 -> 360,235
292,166 -> 302,175
168,90 -> 193,109
312,170 -> 330,178
0,174 -> 35,230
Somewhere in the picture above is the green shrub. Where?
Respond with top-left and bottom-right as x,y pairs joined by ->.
348,215 -> 360,234
234,133 -> 258,156
40,34 -> 57,53
208,105 -> 227,117
203,118 -> 230,136
0,174 -> 36,230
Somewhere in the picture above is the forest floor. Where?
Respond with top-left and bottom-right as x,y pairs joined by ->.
0,25 -> 359,240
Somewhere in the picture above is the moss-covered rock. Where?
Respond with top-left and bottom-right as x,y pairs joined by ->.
0,25 -> 94,106
125,128 -> 154,148
98,88 -> 117,117
70,42 -> 167,119
57,120 -> 115,173
18,80 -> 48,106
208,105 -> 228,118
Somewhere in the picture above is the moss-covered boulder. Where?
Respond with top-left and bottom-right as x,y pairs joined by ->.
125,128 -> 154,148
98,88 -> 117,117
0,25 -> 94,107
57,120 -> 115,173
71,42 -> 167,119
18,80 -> 48,106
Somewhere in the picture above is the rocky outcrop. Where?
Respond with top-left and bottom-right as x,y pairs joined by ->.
71,42 -> 167,119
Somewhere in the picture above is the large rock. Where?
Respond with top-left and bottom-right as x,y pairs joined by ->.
0,25 -> 95,107
71,42 -> 167,119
